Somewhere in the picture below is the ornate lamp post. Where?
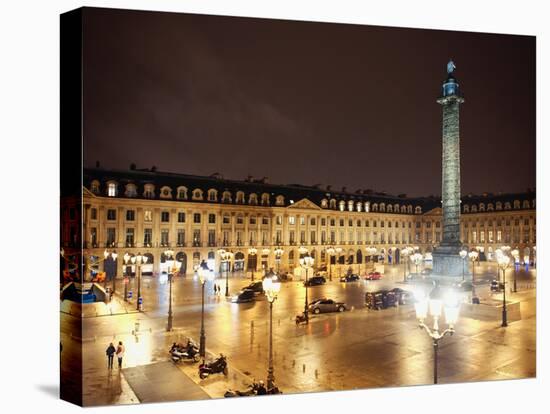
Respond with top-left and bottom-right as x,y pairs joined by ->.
248,247 -> 257,281
198,260 -> 213,357
401,247 -> 413,282
103,249 -> 118,292
468,250 -> 479,302
459,249 -> 467,281
299,251 -> 314,324
496,253 -> 510,327
131,253 -> 147,311
326,247 -> 335,281
122,253 -> 131,302
511,249 -> 519,292
163,249 -> 176,332
274,246 -> 284,274
262,275 -> 281,390
414,287 -> 461,384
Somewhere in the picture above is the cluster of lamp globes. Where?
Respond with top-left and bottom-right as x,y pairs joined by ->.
414,287 -> 461,330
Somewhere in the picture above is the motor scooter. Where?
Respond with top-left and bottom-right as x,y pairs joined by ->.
199,354 -> 228,379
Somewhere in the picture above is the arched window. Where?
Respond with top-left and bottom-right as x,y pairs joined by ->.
471,205 -> 478,213
143,184 -> 155,199
222,191 -> 232,203
125,183 -> 137,198
275,195 -> 285,206
387,204 -> 393,213
207,189 -> 218,202
513,200 -> 520,209
394,204 -> 399,213
329,199 -> 337,209
236,191 -> 245,204
321,199 -> 328,208
176,186 -> 188,200
90,180 -> 100,195
107,181 -> 117,197
160,186 -> 172,199
407,205 -> 412,214
414,206 -> 422,214
487,203 -> 494,211
495,202 -> 502,211
249,193 -> 258,205
504,202 -> 511,210
192,189 -> 204,201
372,203 -> 378,212
479,203 -> 485,212
380,203 -> 386,212
463,204 -> 470,213
522,200 -> 530,209
401,205 -> 407,213
261,193 -> 270,206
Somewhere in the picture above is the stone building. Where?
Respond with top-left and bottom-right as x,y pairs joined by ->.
60,167 -> 536,279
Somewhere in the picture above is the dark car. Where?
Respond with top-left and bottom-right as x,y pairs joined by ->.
340,274 -> 360,283
365,290 -> 398,310
304,276 -> 326,287
389,288 -> 413,305
232,289 -> 255,303
244,281 -> 264,294
490,280 -> 505,292
308,298 -> 347,314
365,271 -> 382,280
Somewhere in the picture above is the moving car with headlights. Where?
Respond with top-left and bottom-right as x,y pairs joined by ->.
389,287 -> 413,305
365,290 -> 398,310
243,281 -> 264,295
308,298 -> 347,314
304,276 -> 326,287
340,274 -> 360,282
232,289 -> 255,303
365,271 -> 382,280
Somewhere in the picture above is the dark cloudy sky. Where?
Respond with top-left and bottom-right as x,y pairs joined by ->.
82,7 -> 535,197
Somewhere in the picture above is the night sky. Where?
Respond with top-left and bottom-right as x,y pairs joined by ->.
82,7 -> 535,197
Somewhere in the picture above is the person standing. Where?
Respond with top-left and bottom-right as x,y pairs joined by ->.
106,342 -> 116,369
116,341 -> 125,369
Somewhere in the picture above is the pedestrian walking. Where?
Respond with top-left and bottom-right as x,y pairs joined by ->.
106,342 -> 116,369
116,341 -> 125,369
213,283 -> 217,295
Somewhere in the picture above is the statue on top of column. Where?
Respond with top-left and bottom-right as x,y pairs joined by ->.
447,59 -> 456,74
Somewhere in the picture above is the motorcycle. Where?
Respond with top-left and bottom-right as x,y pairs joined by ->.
199,354 -> 228,379
224,381 -> 261,398
295,312 -> 308,325
170,340 -> 200,363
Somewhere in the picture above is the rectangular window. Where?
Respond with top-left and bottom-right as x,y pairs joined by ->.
381,221 -> 385,228
357,231 -> 362,242
321,230 -> 326,243
90,228 -> 97,246
373,221 -> 377,228
415,232 -> 420,242
321,218 -> 326,226
107,209 -> 116,221
310,218 -> 316,226
426,222 -> 432,228
289,231 -> 295,244
250,216 -> 256,225
348,219 -> 353,227
357,220 -> 362,227
300,231 -> 306,244
193,213 -> 201,223
91,208 -> 97,220
340,231 -> 345,243
330,219 -> 335,226
276,216 -> 283,225
497,230 -> 502,242
223,231 -> 230,246
366,220 -> 370,227
472,231 -> 477,243
480,231 -> 485,243
488,230 -> 494,243
237,215 -> 244,225
348,230 -> 353,242
125,228 -> 134,246
177,229 -> 185,246
262,231 -> 268,245
161,229 -> 169,246
209,214 -> 216,224
193,230 -> 201,246
262,217 -> 269,225
330,231 -> 336,243
300,216 -> 305,225
339,219 -> 344,227
249,232 -> 256,245
178,212 -> 185,223
236,231 -> 242,245
144,210 -> 153,222
289,216 -> 295,225
144,228 -> 152,246
223,215 -> 230,224
310,231 -> 316,243
161,211 -> 170,222
126,210 -> 135,221
106,228 -> 116,247
208,230 -> 216,246
276,230 -> 282,244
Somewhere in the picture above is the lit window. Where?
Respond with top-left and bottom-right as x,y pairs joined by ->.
108,183 -> 117,197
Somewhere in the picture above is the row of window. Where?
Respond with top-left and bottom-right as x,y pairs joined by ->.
464,229 -> 536,244
463,199 -> 535,213
90,180 -> 422,213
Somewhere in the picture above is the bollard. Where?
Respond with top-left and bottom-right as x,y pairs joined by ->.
292,360 -> 296,367
303,364 -> 306,373
315,369 -> 319,378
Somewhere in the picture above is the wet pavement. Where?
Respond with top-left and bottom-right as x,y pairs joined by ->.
60,262 -> 536,406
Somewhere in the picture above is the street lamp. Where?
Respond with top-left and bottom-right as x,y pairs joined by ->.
411,252 -> 423,276
459,249 -> 467,281
511,249 -> 519,292
326,247 -> 335,281
248,247 -> 257,281
468,250 -> 479,303
198,260 -> 213,357
496,254 -> 511,327
103,249 -> 118,292
217,249 -> 233,297
299,253 -> 314,324
163,249 -> 177,332
274,246 -> 284,274
262,275 -> 281,390
414,287 -> 461,384
131,252 -> 147,311
335,246 -> 343,278
122,253 -> 132,302
401,247 -> 413,282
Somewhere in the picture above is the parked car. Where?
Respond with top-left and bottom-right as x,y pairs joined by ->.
365,290 -> 398,310
340,274 -> 360,283
304,276 -> 326,287
490,280 -> 505,292
244,281 -> 264,294
231,289 -> 255,303
308,298 -> 347,314
365,272 -> 382,281
389,287 -> 413,305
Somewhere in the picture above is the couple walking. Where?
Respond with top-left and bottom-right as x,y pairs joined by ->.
106,341 -> 125,369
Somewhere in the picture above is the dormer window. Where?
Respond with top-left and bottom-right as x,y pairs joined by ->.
356,202 -> 362,212
487,203 -> 494,211
365,202 -> 370,213
513,200 -> 520,209
380,203 -> 386,212
329,199 -> 336,209
249,193 -> 258,205
143,184 -> 155,199
160,186 -> 172,199
400,205 -> 406,213
496,202 -> 502,211
407,205 -> 412,214
471,205 -> 478,213
236,191 -> 245,204
463,205 -> 470,213
275,195 -> 285,206
522,200 -> 530,209
414,206 -> 422,214
90,180 -> 100,195
387,204 -> 393,213
176,186 -> 188,200
207,189 -> 218,202
339,201 -> 345,212
347,200 -> 354,212
479,203 -> 485,212
321,199 -> 328,208
192,189 -> 204,201
107,182 -> 117,197
222,191 -> 232,203
261,193 -> 270,206
504,202 -> 511,210
372,203 -> 378,212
